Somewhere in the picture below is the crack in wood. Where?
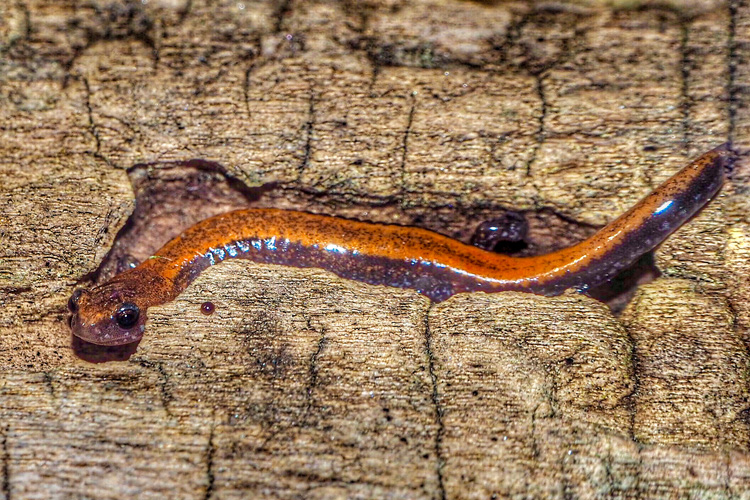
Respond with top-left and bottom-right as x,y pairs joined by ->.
298,89 -> 316,178
302,320 -> 327,424
679,21 -> 692,152
728,0 -> 739,144
1,425 -> 10,500
137,360 -> 174,417
422,306 -> 446,500
42,371 -> 56,399
243,61 -> 259,119
202,414 -> 216,500
273,0 -> 293,34
526,73 -> 547,179
81,76 -> 102,159
399,98 -> 416,203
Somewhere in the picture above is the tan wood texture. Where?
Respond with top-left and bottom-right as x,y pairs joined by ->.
1,0 -> 749,498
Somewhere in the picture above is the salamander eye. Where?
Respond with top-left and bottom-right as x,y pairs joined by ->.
68,289 -> 83,313
114,303 -> 140,329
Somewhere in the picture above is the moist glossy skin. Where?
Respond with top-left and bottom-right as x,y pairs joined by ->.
68,145 -> 732,346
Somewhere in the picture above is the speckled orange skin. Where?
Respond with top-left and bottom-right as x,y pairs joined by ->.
69,145 -> 731,346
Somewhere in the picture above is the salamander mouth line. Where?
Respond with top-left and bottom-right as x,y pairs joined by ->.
68,144 -> 733,347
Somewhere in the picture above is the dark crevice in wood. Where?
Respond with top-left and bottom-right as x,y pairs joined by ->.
422,305 -> 446,500
81,76 -> 103,160
273,0 -> 293,34
9,1 -> 31,48
243,60 -> 260,119
297,88 -> 316,178
301,320 -> 327,424
728,0 -> 739,145
621,320 -> 641,445
92,160 -> 269,285
529,403 -> 541,463
203,415 -> 216,500
526,72 -> 547,178
679,20 -> 692,152
62,1 -> 158,87
495,9 -> 534,67
137,359 -> 174,417
1,425 -> 9,500
399,97 -> 416,203
42,371 -> 56,399
176,0 -> 194,25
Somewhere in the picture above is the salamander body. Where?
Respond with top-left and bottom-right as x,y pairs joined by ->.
68,145 -> 732,346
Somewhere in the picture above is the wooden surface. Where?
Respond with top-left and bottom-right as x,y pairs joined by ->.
1,0 -> 750,498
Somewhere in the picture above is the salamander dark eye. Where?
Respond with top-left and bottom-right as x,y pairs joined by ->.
68,289 -> 83,313
114,303 -> 140,329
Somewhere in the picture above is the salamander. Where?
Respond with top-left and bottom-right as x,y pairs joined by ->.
68,144 -> 732,346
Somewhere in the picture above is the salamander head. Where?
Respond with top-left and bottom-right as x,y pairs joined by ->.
67,282 -> 148,346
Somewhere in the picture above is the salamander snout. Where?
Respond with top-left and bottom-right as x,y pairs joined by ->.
67,287 -> 147,346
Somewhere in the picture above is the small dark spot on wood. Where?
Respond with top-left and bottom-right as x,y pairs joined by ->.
200,301 -> 215,315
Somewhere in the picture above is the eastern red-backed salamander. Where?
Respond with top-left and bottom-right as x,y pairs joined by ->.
68,144 -> 732,346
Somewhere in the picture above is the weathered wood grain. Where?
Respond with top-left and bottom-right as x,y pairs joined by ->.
1,0 -> 749,498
